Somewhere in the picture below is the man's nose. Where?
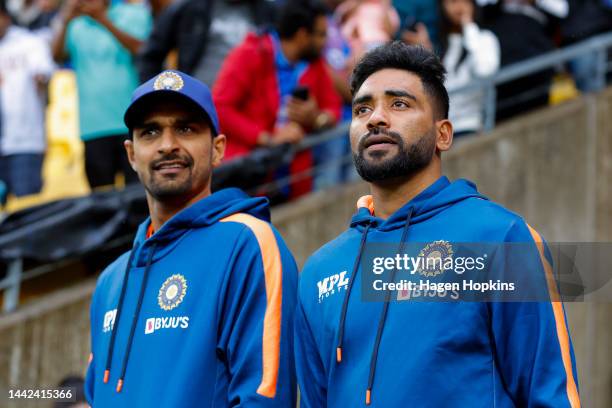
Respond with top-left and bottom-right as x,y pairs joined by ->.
367,105 -> 390,130
157,128 -> 180,154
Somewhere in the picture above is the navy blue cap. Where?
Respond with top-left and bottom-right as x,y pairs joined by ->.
124,70 -> 220,135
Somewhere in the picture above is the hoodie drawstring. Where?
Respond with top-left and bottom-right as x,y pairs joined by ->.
336,223 -> 371,363
104,242 -> 158,393
365,209 -> 413,405
103,248 -> 136,385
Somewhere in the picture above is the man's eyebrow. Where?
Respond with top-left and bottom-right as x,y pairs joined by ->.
135,116 -> 201,129
352,90 -> 418,105
385,89 -> 417,101
352,94 -> 372,105
134,120 -> 160,129
172,117 -> 202,125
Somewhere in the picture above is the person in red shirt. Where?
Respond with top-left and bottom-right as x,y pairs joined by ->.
213,0 -> 341,199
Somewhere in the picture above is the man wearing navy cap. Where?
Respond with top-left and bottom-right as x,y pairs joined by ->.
84,70 -> 298,407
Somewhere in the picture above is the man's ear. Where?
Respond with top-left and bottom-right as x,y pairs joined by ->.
124,138 -> 137,171
435,119 -> 453,153
212,134 -> 226,168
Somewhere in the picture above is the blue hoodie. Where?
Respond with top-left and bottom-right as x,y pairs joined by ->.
85,188 -> 297,407
295,177 -> 580,407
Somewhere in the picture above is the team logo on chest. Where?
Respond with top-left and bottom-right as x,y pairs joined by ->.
317,271 -> 349,303
416,240 -> 454,277
103,309 -> 117,333
158,274 -> 187,311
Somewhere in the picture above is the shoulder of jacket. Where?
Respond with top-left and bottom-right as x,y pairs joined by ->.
302,229 -> 355,274
455,196 -> 527,236
95,250 -> 132,291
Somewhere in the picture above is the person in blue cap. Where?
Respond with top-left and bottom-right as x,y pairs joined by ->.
84,70 -> 298,407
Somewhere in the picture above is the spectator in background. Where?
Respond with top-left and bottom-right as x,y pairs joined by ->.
7,0 -> 58,32
213,0 -> 341,199
477,0 -> 568,120
148,0 -> 173,18
394,0 -> 440,49
561,0 -> 612,92
138,0 -> 275,86
0,0 -> 54,198
337,0 -> 400,55
51,0 -> 151,190
439,0 -> 499,135
317,0 -> 355,189
324,0 -> 353,104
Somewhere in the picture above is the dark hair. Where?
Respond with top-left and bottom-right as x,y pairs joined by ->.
0,0 -> 8,15
274,0 -> 328,39
350,41 -> 449,120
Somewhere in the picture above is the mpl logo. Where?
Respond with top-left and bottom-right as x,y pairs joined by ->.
103,309 -> 117,333
144,316 -> 189,335
317,271 -> 349,303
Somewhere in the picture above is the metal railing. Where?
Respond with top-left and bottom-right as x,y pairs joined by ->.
0,235 -> 134,313
451,31 -> 612,131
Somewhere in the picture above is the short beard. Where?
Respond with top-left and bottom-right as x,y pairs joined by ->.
145,178 -> 194,202
142,152 -> 196,202
352,127 -> 436,183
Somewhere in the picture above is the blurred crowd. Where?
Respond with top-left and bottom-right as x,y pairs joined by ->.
1,0 -> 612,205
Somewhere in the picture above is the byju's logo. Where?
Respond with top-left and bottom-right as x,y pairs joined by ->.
144,316 -> 189,335
103,309 -> 117,333
317,271 -> 349,303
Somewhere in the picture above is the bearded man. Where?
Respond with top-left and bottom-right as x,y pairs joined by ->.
294,42 -> 581,408
85,70 -> 298,407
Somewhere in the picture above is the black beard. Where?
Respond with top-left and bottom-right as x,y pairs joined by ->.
143,152 -> 195,201
352,127 -> 436,183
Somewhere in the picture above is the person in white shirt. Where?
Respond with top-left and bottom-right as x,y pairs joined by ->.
476,0 -> 568,120
439,0 -> 500,135
0,0 -> 54,198
402,0 -> 500,136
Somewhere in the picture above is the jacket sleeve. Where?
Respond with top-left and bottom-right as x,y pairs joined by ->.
28,36 -> 55,77
217,220 -> 298,407
535,0 -> 569,18
463,23 -> 500,78
311,60 -> 342,124
213,43 -> 268,149
489,220 -> 580,407
294,289 -> 327,408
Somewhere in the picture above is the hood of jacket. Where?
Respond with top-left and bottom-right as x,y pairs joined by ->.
131,188 -> 269,265
349,176 -> 487,232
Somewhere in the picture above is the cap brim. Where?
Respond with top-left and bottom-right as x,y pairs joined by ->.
124,90 -> 217,135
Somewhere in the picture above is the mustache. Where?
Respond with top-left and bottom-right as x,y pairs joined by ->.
358,127 -> 403,152
150,153 -> 193,170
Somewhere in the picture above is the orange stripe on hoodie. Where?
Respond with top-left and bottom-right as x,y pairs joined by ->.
527,225 -> 581,408
221,213 -> 283,398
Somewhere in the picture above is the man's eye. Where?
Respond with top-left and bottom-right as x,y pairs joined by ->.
178,126 -> 193,134
354,106 -> 371,115
140,129 -> 158,137
393,100 -> 409,108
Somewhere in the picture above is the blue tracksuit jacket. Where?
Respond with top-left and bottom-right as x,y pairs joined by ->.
295,176 -> 580,407
85,188 -> 298,407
